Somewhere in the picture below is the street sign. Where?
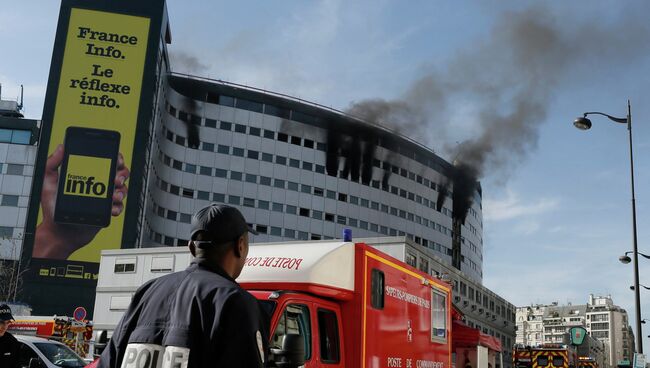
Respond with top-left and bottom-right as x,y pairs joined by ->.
569,327 -> 587,346
73,306 -> 87,321
633,353 -> 646,368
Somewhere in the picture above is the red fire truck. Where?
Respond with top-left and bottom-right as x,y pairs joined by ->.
238,240 -> 452,368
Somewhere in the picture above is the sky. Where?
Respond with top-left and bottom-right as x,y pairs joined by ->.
2,0 -> 650,350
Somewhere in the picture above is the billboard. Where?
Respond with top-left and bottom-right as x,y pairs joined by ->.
21,0 -> 168,315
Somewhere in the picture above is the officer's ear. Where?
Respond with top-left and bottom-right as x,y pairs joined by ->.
234,234 -> 246,258
188,240 -> 197,257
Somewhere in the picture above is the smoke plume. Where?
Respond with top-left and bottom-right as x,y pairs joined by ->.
345,5 -> 650,221
170,51 -> 209,75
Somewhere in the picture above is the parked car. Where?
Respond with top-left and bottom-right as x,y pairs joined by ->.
15,335 -> 86,368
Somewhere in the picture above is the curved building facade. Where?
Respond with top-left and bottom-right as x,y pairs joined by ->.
142,73 -> 484,282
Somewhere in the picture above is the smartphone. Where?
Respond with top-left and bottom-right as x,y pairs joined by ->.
54,127 -> 121,227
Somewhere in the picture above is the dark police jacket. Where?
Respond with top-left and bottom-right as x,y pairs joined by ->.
0,332 -> 20,368
99,259 -> 269,368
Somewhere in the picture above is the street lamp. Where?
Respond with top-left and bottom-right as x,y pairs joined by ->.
619,251 -> 650,264
573,100 -> 642,353
630,285 -> 650,291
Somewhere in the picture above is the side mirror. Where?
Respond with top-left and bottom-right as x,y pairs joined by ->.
29,358 -> 43,368
270,333 -> 305,368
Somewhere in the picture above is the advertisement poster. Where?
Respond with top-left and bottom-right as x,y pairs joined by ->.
32,8 -> 150,265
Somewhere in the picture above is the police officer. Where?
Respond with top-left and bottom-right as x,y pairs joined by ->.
99,204 -> 268,368
0,304 -> 20,368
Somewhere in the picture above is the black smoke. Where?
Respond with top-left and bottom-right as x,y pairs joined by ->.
325,122 -> 377,185
345,5 -> 650,222
178,95 -> 201,149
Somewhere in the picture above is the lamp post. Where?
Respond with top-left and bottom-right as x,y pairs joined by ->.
574,100 -> 642,353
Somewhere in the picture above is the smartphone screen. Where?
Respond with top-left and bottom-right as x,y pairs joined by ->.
54,127 -> 121,227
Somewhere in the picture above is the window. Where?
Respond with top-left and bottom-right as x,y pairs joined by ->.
318,309 -> 340,363
337,216 -> 347,225
243,197 -> 255,207
249,127 -> 261,136
349,196 -> 359,205
234,124 -> 247,133
233,147 -> 245,157
217,145 -> 230,154
110,296 -> 132,310
7,164 -> 23,175
406,253 -> 417,267
273,179 -> 285,189
256,225 -> 268,234
270,226 -> 282,236
247,150 -> 259,160
431,290 -> 447,341
213,193 -> 225,202
228,195 -> 240,205
184,164 -> 196,173
275,156 -> 287,165
312,210 -> 323,220
326,190 -> 336,199
175,135 -> 186,146
219,96 -> 235,107
214,168 -> 227,178
166,210 -> 177,221
301,184 -> 311,194
245,174 -> 257,183
338,193 -> 347,202
325,213 -> 334,222
419,258 -> 429,273
315,165 -> 325,174
299,208 -> 310,217
313,187 -> 324,196
302,162 -> 313,171
205,118 -> 217,128
303,139 -> 314,148
272,203 -> 283,212
287,182 -> 299,191
114,258 -> 136,273
258,200 -> 269,210
230,171 -> 242,181
260,176 -> 272,186
236,98 -> 263,113
277,132 -> 289,142
262,153 -> 273,162
264,104 -> 290,119
199,166 -> 212,176
371,269 -> 384,309
286,205 -> 297,215
151,257 -> 174,272
180,213 -> 191,223
271,304 -> 312,361
289,159 -> 300,168
0,226 -> 13,238
291,136 -> 301,145
182,189 -> 194,198
263,130 -> 275,139
284,229 -> 296,238
1,195 -> 19,207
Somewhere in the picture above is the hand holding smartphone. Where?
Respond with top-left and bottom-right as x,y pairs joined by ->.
33,127 -> 130,260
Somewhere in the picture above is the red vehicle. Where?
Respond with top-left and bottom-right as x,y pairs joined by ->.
238,240 -> 452,368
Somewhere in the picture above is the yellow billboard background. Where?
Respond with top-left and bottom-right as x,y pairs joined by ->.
37,8 -> 150,262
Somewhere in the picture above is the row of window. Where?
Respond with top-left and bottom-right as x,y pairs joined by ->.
155,143 -> 484,255
150,168 -> 478,258
0,195 -> 19,207
0,129 -> 31,145
162,109 -> 482,225
149,192 -> 455,257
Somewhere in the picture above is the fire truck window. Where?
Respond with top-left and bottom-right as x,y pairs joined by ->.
431,290 -> 447,341
18,343 -> 40,368
537,355 -> 549,367
318,309 -> 340,363
552,356 -> 564,367
371,269 -> 385,309
271,304 -> 312,360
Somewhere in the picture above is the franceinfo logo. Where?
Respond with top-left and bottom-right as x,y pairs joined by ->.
64,155 -> 111,198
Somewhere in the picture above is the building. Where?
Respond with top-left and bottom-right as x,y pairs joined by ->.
0,86 -> 39,302
515,295 -> 633,368
93,236 -> 515,368
586,295 -> 634,368
142,73 -> 485,282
